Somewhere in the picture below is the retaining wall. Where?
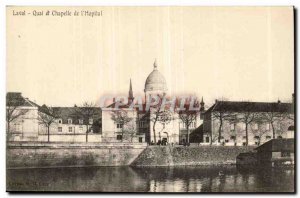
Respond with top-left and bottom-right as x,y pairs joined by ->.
7,142 -> 146,168
131,146 -> 256,166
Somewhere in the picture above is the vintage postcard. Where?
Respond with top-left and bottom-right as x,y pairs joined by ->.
6,6 -> 295,192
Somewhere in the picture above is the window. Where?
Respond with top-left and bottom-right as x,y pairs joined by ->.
230,136 -> 236,140
254,123 -> 259,130
230,123 -> 235,131
266,136 -> 271,139
225,139 -> 229,143
277,136 -> 283,139
58,119 -> 62,124
254,136 -> 259,139
266,123 -> 270,130
139,137 -> 143,143
242,123 -> 246,130
15,123 -> 22,132
58,127 -> 62,132
79,126 -> 83,132
281,151 -> 291,157
117,123 -> 123,128
139,121 -> 145,128
182,122 -> 186,128
68,127 -> 73,132
255,142 -> 259,145
79,119 -> 83,124
117,135 -> 122,140
68,119 -> 72,124
205,136 -> 210,143
89,118 -> 93,124
243,142 -> 247,146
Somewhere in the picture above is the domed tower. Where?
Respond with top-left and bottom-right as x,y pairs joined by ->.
144,60 -> 168,100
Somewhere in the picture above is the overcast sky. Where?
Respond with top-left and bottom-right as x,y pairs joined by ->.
7,6 -> 294,107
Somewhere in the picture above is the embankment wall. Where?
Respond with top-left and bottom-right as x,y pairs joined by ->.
131,146 -> 256,166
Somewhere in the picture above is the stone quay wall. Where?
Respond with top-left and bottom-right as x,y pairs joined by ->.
7,142 -> 147,168
7,142 -> 256,168
131,146 -> 256,166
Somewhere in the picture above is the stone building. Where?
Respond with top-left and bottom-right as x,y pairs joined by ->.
6,92 -> 102,142
102,61 -> 202,144
6,92 -> 40,141
202,99 -> 294,146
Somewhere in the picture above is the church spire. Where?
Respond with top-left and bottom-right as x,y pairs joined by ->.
128,78 -> 134,104
153,59 -> 158,70
200,97 -> 205,111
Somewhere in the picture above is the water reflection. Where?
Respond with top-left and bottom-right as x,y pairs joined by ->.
7,165 -> 294,192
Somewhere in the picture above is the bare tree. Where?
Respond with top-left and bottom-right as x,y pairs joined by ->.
178,101 -> 200,144
38,105 -> 60,142
250,122 -> 269,146
275,121 -> 290,138
73,102 -> 98,142
122,121 -> 137,142
211,101 -> 236,144
238,102 -> 258,146
6,93 -> 29,141
111,109 -> 133,142
260,103 -> 290,139
148,96 -> 173,144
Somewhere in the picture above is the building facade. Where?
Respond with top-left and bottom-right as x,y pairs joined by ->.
102,61 -> 202,144
202,100 -> 294,146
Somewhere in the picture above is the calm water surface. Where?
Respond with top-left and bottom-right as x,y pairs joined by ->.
7,165 -> 294,192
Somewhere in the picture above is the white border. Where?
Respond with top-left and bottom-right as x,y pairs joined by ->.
0,0 -> 298,197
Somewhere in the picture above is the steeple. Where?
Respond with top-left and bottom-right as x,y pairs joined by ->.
200,97 -> 205,120
153,59 -> 158,70
200,97 -> 205,111
128,78 -> 134,104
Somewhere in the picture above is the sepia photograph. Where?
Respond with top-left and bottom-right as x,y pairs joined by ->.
5,6 -> 295,193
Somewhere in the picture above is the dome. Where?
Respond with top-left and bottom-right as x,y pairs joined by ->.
144,60 -> 167,93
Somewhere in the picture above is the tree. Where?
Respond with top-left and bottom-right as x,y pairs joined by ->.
38,105 -> 60,142
148,95 -> 173,144
111,109 -> 133,142
122,121 -> 137,142
211,100 -> 236,144
178,101 -> 200,144
260,103 -> 290,139
73,102 -> 99,142
238,102 -> 258,146
6,93 -> 29,141
250,121 -> 269,146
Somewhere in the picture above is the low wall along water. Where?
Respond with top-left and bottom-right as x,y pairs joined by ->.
7,143 -> 256,168
7,142 -> 146,168
131,146 -> 256,166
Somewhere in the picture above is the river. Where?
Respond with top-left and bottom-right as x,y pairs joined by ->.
7,165 -> 294,192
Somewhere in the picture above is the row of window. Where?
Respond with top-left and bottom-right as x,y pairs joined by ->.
57,118 -> 94,125
181,122 -> 197,129
116,135 -> 143,142
57,126 -> 92,133
220,135 -> 272,140
116,121 -> 148,129
204,135 -> 280,143
228,123 -> 271,131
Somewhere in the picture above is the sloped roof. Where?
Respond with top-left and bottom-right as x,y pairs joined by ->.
6,92 -> 39,108
39,106 -> 102,124
205,101 -> 293,114
57,107 -> 101,124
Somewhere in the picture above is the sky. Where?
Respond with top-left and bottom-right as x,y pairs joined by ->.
6,6 -> 294,107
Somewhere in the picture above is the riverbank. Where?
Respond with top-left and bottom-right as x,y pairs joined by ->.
7,142 -> 257,168
7,142 -> 147,168
131,146 -> 256,166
